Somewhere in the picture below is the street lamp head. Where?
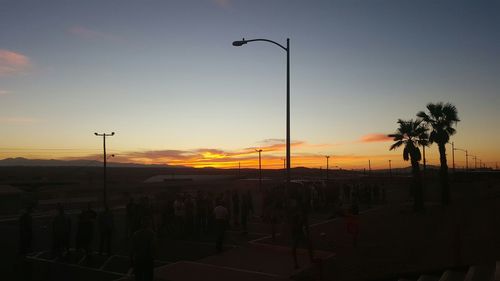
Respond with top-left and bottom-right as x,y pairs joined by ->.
232,39 -> 247,47
94,132 -> 98,136
111,132 -> 115,136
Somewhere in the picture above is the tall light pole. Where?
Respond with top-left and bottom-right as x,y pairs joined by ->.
422,145 -> 427,173
452,142 -> 455,173
454,147 -> 468,172
95,132 -> 115,208
368,160 -> 372,176
282,158 -> 286,179
232,38 -> 291,186
325,155 -> 330,182
256,149 -> 263,189
389,160 -> 392,178
472,155 -> 477,170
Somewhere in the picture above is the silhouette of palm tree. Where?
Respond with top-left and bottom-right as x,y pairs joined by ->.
389,119 -> 428,212
417,102 -> 459,205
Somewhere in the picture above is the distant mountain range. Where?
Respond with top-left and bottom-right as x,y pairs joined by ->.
0,157 -> 177,168
0,157 -> 435,172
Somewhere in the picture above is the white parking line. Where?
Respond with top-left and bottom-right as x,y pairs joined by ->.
183,260 -> 284,278
26,255 -> 126,276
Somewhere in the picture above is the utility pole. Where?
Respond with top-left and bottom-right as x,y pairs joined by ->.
325,155 -> 330,182
422,145 -> 427,172
389,160 -> 392,178
465,150 -> 469,172
238,162 -> 241,177
368,160 -> 372,176
95,132 -> 115,208
452,142 -> 455,173
282,158 -> 286,180
453,144 -> 467,172
256,149 -> 263,190
472,155 -> 477,170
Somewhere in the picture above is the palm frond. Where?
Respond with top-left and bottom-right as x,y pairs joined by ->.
403,147 -> 409,161
390,140 -> 404,151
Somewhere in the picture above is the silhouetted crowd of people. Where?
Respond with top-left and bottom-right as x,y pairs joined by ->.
17,180 -> 388,280
125,189 -> 254,242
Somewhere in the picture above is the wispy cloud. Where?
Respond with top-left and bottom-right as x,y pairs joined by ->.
58,139 -> 320,168
0,90 -> 9,96
0,49 -> 31,76
0,117 -> 41,125
68,26 -> 120,41
359,133 -> 392,143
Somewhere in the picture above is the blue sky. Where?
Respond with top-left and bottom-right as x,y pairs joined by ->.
1,0 -> 499,168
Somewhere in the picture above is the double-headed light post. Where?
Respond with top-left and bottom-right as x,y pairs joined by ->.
232,38 -> 291,186
95,132 -> 115,208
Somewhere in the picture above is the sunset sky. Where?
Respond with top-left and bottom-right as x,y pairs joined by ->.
1,0 -> 499,169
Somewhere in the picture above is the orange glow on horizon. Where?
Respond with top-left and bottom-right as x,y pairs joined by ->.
1,144 -> 499,170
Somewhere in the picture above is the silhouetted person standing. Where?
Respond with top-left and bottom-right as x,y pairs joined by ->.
98,206 -> 114,255
126,198 -> 137,237
19,206 -> 33,255
240,190 -> 253,235
232,190 -> 240,226
131,218 -> 156,281
52,204 -> 70,258
289,187 -> 314,269
77,203 -> 97,256
213,200 -> 228,253
346,203 -> 360,247
173,194 -> 185,237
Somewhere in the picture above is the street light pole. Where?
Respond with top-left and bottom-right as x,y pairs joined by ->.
282,158 -> 286,179
325,155 -> 330,182
453,146 -> 468,172
465,150 -> 469,172
232,37 -> 291,186
389,160 -> 392,178
452,142 -> 455,173
95,132 -> 115,208
286,38 -> 290,186
256,149 -> 263,189
422,145 -> 426,173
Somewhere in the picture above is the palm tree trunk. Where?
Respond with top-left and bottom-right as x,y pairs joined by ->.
411,158 -> 424,212
438,142 -> 450,205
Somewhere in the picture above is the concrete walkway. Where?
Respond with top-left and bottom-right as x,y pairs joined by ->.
116,242 -> 335,281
